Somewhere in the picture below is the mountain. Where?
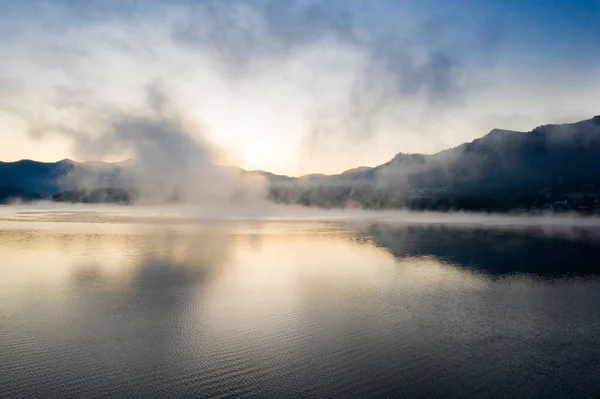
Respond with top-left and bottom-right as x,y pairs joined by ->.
0,186 -> 42,204
267,115 -> 600,211
51,187 -> 134,204
0,158 -> 133,203
2,115 -> 600,212
0,159 -> 74,198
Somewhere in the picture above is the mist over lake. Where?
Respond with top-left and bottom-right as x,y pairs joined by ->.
2,206 -> 600,398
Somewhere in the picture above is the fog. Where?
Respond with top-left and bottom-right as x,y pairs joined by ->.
29,84 -> 271,204
3,202 -> 600,232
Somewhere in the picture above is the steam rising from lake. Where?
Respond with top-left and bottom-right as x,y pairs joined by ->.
2,203 -> 600,234
30,85 -> 270,205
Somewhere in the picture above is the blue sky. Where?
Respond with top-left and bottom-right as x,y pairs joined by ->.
490,0 -> 599,64
0,0 -> 599,175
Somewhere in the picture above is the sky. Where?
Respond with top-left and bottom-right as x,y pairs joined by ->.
0,0 -> 599,176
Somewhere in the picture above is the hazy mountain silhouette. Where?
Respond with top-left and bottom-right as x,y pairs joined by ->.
51,187 -> 134,204
2,115 -> 600,211
267,115 -> 600,211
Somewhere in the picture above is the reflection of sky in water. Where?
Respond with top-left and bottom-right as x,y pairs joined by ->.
1,216 -> 600,398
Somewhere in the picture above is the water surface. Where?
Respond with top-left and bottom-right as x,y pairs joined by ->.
1,208 -> 600,398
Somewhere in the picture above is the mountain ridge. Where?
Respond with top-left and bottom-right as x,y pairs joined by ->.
2,115 -> 600,211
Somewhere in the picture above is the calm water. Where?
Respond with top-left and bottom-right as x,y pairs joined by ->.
2,208 -> 600,398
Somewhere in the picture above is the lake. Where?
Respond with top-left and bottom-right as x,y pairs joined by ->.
1,206 -> 600,398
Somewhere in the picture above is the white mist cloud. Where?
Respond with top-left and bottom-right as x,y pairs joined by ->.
28,84 -> 270,204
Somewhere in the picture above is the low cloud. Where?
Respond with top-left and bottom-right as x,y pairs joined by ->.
29,85 -> 268,204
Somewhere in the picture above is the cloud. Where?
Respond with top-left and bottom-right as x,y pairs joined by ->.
0,0 -> 599,175
29,84 -> 268,204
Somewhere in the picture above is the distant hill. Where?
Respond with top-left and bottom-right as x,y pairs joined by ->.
2,115 -> 600,212
51,188 -> 134,204
0,159 -> 74,198
0,158 -> 134,203
267,115 -> 600,211
0,185 -> 42,204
